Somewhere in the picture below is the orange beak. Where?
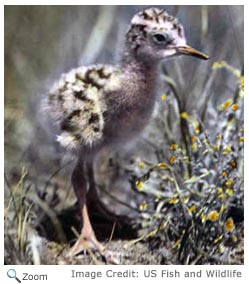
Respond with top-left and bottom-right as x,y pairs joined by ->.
177,45 -> 209,60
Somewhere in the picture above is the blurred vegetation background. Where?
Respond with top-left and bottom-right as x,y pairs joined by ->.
4,6 -> 244,264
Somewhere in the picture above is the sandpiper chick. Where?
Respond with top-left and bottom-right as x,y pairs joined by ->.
44,7 -> 208,263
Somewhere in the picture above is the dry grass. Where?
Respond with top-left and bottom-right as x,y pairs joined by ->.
129,61 -> 244,264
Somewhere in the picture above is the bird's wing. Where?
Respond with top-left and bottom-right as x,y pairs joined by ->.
44,64 -> 121,151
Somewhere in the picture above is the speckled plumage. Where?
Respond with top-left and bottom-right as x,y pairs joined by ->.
46,65 -> 120,150
44,7 -> 208,263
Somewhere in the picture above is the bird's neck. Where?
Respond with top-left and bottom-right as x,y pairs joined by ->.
114,49 -> 160,118
121,49 -> 159,91
121,48 -> 159,73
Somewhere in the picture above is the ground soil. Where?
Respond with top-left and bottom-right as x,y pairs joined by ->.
40,239 -> 172,265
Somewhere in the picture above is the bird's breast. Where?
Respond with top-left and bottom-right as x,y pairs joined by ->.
103,87 -> 157,144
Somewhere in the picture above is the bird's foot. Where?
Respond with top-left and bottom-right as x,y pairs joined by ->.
87,198 -> 121,223
67,234 -> 119,264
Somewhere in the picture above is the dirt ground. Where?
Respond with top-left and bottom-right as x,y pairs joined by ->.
22,200 -> 243,265
29,225 -> 244,265
32,200 -> 172,265
41,239 -> 170,265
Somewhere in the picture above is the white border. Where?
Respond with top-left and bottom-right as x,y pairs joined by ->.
2,1 -> 248,283
1,0 -> 248,5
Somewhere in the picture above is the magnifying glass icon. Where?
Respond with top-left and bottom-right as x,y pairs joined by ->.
7,269 -> 21,283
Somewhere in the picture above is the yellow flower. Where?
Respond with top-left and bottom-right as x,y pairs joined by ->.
231,104 -> 239,111
139,202 -> 147,211
170,143 -> 177,150
226,188 -> 234,197
218,99 -> 232,110
218,193 -> 226,201
181,112 -> 189,119
225,179 -> 233,186
188,204 -> 196,215
169,156 -> 175,164
136,180 -> 143,190
214,144 -> 220,151
191,136 -> 197,143
139,162 -> 145,169
161,94 -> 167,101
225,218 -> 235,232
208,210 -> 219,221
222,145 -> 231,155
168,198 -> 179,204
221,171 -> 227,177
192,120 -> 199,132
223,100 -> 233,109
157,162 -> 170,170
194,126 -> 200,134
192,143 -> 198,153
217,187 -> 223,195
238,137 -> 244,143
216,134 -> 222,140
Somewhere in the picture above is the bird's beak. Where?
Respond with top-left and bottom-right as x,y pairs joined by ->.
177,45 -> 209,60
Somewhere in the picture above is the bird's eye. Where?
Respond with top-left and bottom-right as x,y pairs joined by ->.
152,33 -> 172,45
153,33 -> 166,42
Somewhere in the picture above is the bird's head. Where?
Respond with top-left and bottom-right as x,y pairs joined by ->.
126,8 -> 209,63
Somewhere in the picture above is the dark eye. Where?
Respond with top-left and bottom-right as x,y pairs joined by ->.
153,33 -> 167,42
152,33 -> 173,45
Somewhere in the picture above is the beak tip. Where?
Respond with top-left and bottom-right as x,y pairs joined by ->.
178,45 -> 209,60
203,54 -> 209,60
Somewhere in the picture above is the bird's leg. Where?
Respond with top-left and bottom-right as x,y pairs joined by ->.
68,160 -> 118,263
86,161 -> 100,202
86,161 -> 118,221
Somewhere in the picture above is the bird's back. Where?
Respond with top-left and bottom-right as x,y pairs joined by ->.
45,64 -> 122,151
